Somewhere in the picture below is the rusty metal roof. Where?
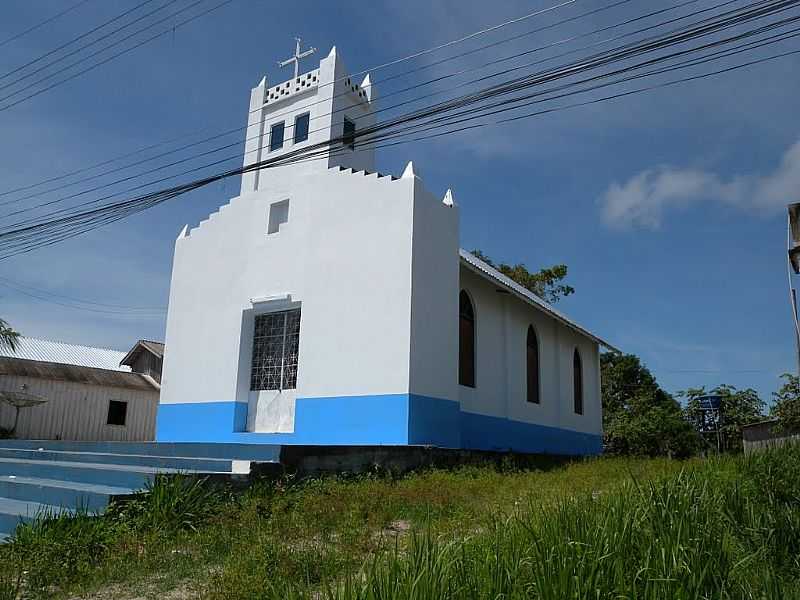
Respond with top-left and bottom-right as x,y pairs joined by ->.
0,357 -> 158,391
119,339 -> 164,367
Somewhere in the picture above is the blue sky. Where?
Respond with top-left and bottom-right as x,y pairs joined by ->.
0,0 -> 798,406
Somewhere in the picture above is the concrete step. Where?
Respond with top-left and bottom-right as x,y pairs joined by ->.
0,457 -> 226,489
0,497 -> 72,536
0,475 -> 135,511
0,448 -> 241,473
0,441 -> 281,462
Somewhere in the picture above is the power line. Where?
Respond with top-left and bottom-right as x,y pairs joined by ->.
0,0 -> 606,197
0,275 -> 165,311
4,2 -> 792,241
0,0 -> 159,81
0,0 -> 236,113
3,37 -> 797,259
0,0 -> 183,95
0,0 -> 796,256
0,0 -> 758,219
0,0 -> 93,49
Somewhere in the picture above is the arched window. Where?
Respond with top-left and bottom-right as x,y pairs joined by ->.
459,290 -> 475,388
526,326 -> 540,404
573,348 -> 583,415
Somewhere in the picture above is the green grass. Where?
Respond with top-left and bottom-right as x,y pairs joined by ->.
1,449 -> 798,599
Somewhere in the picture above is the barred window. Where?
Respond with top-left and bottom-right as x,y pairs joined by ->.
250,309 -> 301,391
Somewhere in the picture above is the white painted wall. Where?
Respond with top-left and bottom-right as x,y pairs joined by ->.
241,47 -> 376,195
0,376 -> 158,441
457,267 -> 602,436
161,166 -> 445,432
408,179 -> 460,402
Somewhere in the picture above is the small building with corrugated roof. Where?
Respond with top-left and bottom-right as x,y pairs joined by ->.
0,338 -> 162,441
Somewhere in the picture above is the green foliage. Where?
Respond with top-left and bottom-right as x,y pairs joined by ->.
328,446 -> 800,599
601,352 -> 700,457
0,318 -> 19,351
683,384 -> 765,452
771,373 -> 800,434
9,451 -> 800,598
110,474 -> 226,533
0,560 -> 22,600
8,509 -> 123,591
470,250 -> 575,303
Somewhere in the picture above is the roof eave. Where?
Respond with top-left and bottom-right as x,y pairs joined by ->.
458,251 -> 620,353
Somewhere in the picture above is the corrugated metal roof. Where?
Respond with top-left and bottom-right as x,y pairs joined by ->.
459,249 -> 619,352
0,358 -> 158,391
0,337 -> 131,372
120,339 -> 164,367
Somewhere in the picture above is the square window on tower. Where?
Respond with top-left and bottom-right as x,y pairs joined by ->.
342,117 -> 356,150
294,113 -> 310,143
270,121 -> 285,152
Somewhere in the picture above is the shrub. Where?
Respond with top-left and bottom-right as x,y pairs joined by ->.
110,474 -> 226,533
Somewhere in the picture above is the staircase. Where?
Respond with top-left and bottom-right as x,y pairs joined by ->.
0,440 -> 281,542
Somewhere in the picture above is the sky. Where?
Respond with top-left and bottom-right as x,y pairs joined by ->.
0,0 -> 798,406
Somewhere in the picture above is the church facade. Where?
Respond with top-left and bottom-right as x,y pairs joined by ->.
156,47 -> 616,455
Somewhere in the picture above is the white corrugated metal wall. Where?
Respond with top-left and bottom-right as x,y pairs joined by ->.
0,376 -> 158,441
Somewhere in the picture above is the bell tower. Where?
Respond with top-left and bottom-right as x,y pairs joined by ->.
240,44 -> 377,194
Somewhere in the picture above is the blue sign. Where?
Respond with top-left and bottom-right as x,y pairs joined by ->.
697,395 -> 722,410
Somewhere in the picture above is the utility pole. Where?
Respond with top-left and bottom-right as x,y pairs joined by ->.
787,205 -> 800,375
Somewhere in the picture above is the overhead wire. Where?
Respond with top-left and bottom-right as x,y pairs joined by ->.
0,0 -> 183,95
0,0 -> 797,258
0,0 -> 764,221
0,0 -> 610,198
0,0 -> 94,49
0,0 -> 236,113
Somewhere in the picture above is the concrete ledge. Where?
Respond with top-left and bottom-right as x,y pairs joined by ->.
266,444 -> 580,477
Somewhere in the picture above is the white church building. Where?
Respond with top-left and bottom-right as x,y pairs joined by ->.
156,45 -> 616,455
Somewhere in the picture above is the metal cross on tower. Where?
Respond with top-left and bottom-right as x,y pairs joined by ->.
278,37 -> 317,80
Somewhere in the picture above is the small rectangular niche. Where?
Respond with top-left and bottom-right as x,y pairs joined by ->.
267,199 -> 290,234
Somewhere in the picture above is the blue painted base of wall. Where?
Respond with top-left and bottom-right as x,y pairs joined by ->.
156,394 -> 602,456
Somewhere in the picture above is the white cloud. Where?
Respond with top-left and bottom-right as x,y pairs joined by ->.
600,138 -> 800,229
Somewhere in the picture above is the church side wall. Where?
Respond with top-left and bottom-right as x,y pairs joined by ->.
158,168 -> 417,444
456,267 -> 602,455
407,179 -> 460,447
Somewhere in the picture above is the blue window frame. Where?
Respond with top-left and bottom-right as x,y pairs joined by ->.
294,113 -> 310,143
270,121 -> 285,151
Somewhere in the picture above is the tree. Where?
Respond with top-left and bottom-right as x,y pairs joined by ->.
601,352 -> 700,458
470,250 -> 575,303
771,373 -> 800,433
0,318 -> 19,351
682,385 -> 765,452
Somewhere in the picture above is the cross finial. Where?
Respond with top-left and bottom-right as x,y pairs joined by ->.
278,37 -> 317,80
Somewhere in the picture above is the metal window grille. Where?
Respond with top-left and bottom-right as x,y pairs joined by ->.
250,309 -> 301,391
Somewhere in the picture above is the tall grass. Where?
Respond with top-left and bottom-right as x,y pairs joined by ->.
1,450 -> 799,599
327,448 -> 800,600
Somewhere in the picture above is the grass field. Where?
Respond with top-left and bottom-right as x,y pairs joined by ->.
1,446 -> 799,599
